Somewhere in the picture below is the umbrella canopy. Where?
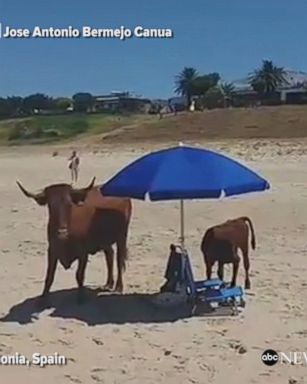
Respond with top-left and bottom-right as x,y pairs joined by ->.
101,143 -> 270,248
101,144 -> 270,200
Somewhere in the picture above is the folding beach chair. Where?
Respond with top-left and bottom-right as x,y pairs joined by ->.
160,244 -> 245,315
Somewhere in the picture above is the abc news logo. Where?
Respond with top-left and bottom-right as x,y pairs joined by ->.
262,349 -> 307,366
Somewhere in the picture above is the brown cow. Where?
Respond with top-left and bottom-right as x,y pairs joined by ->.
16,178 -> 132,302
200,216 -> 256,289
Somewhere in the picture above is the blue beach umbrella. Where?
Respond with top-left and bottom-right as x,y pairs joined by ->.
101,143 -> 270,248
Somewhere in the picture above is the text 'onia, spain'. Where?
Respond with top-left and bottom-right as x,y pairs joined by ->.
0,353 -> 67,367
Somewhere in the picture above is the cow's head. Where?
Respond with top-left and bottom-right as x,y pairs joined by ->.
16,177 -> 96,240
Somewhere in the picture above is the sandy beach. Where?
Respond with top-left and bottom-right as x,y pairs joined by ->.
0,140 -> 306,383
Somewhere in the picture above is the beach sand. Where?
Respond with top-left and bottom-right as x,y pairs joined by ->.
0,140 -> 306,383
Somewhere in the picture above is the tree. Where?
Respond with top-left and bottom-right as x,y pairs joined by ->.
201,86 -> 225,109
72,93 -> 94,112
23,93 -> 53,114
249,60 -> 288,94
0,98 -> 9,117
191,73 -> 221,96
0,96 -> 24,117
53,97 -> 72,111
174,67 -> 199,107
220,82 -> 235,107
6,96 -> 24,116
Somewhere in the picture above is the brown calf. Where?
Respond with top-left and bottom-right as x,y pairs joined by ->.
200,216 -> 256,289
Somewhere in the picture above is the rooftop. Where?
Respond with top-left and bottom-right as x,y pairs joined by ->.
233,69 -> 307,92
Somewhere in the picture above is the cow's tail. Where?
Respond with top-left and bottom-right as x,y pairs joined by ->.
241,216 -> 256,250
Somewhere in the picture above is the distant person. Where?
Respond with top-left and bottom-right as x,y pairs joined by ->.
189,100 -> 195,112
68,150 -> 80,184
158,104 -> 163,119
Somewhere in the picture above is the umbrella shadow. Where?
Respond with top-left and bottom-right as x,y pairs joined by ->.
0,288 -> 196,326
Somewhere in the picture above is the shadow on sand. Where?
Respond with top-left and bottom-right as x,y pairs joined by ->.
0,288 -> 197,326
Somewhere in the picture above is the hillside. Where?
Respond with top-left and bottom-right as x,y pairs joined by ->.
1,105 -> 307,146
101,105 -> 307,144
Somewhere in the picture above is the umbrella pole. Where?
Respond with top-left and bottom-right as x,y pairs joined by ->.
179,199 -> 185,249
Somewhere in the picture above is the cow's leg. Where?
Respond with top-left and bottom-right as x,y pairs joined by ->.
41,246 -> 58,298
217,261 -> 224,281
114,237 -> 127,293
230,255 -> 240,287
76,254 -> 88,303
241,245 -> 251,289
102,246 -> 114,291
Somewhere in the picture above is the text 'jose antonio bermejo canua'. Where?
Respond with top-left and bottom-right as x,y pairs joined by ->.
0,24 -> 174,39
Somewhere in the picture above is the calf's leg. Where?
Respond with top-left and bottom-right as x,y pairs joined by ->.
243,257 -> 251,289
217,261 -> 224,281
205,257 -> 214,281
241,245 -> 251,289
230,255 -> 240,287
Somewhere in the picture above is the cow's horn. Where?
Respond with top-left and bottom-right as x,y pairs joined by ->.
84,177 -> 96,190
16,181 -> 44,199
72,177 -> 96,193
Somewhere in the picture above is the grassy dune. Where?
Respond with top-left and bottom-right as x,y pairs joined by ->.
0,113 -> 154,145
1,105 -> 307,145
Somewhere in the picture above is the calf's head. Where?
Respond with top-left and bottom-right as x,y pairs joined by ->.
17,177 -> 96,240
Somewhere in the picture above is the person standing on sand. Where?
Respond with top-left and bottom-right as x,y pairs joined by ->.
68,150 -> 80,184
189,100 -> 195,112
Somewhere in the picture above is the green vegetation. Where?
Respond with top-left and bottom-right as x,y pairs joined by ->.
0,58 -> 306,145
0,113 -> 154,145
173,60 -> 295,109
72,93 -> 94,112
249,60 -> 288,94
1,104 -> 307,146
174,67 -> 221,107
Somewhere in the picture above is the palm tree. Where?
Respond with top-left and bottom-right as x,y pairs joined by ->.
220,82 -> 235,107
174,67 -> 199,108
248,60 -> 288,94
